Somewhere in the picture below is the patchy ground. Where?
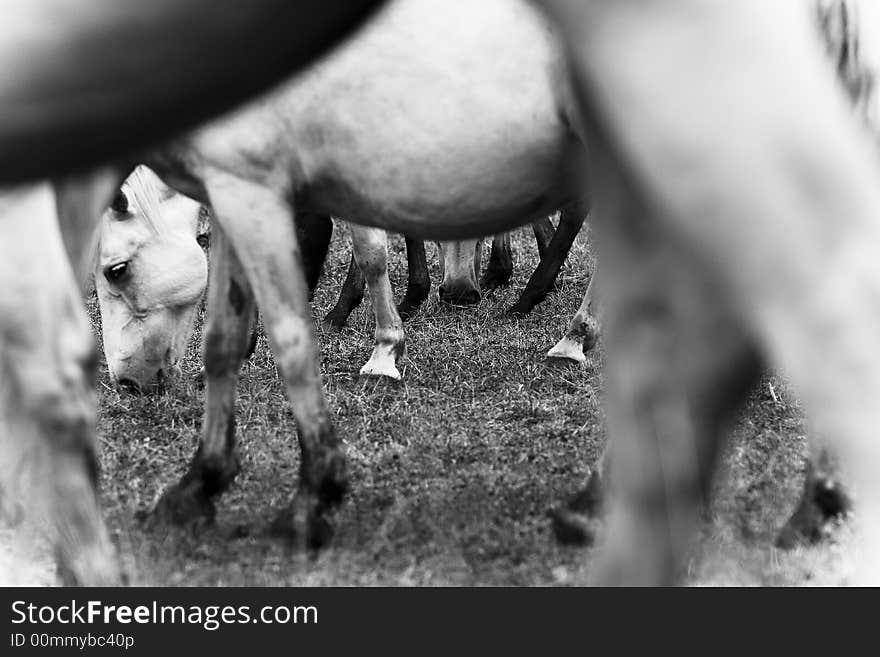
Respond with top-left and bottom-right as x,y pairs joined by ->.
5,222 -> 857,586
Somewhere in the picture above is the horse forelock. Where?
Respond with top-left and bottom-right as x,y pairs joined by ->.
83,166 -> 174,285
122,166 -> 169,235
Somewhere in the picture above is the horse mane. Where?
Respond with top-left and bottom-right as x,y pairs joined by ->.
815,0 -> 877,126
78,165 -> 172,293
123,165 -> 173,234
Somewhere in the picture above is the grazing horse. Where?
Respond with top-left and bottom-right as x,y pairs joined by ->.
90,168 -> 207,391
87,169 -> 407,391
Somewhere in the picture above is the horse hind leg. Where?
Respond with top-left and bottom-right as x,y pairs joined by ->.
323,246 -> 365,331
203,171 -> 347,550
532,216 -> 556,258
591,229 -> 762,585
396,237 -> 430,320
148,223 -> 254,528
564,123 -> 760,584
547,271 -> 600,363
480,233 -> 514,291
508,199 -> 587,315
351,225 -> 405,380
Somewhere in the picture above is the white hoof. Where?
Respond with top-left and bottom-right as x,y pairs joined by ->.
546,336 -> 586,363
359,344 -> 402,380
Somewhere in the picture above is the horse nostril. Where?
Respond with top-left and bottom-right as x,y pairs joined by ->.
116,377 -> 141,393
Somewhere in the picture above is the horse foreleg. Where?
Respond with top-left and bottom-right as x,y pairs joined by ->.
204,171 -> 346,550
544,0 -> 880,583
591,190 -> 761,586
546,272 -> 600,362
397,237 -> 430,320
150,224 -> 254,527
352,226 -> 405,380
508,200 -> 587,315
480,233 -> 513,291
1,185 -> 118,585
323,245 -> 365,331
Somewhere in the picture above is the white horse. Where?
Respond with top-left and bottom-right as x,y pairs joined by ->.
89,167 -> 207,391
89,167 -> 406,392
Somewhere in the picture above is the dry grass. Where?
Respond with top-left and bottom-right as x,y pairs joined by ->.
76,223 -> 853,586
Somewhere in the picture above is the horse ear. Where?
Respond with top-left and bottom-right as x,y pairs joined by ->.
110,190 -> 129,215
197,205 -> 212,250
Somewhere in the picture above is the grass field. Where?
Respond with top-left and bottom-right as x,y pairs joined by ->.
3,221 -> 856,586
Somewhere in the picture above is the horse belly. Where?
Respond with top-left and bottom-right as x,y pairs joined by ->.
289,0 -> 577,238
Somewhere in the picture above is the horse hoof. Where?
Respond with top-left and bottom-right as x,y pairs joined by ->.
268,498 -> 335,552
546,336 -> 587,363
144,481 -> 216,529
480,271 -> 512,292
507,299 -> 536,317
359,363 -> 402,380
396,302 -> 422,322
549,471 -> 606,546
359,344 -> 403,380
776,474 -> 851,549
321,315 -> 348,333
549,507 -> 603,546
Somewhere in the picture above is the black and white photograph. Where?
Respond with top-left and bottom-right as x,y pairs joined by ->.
2,0 -> 880,606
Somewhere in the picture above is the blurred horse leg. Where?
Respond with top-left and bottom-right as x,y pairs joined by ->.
0,185 -> 118,585
589,147 -> 761,584
541,0 -> 880,582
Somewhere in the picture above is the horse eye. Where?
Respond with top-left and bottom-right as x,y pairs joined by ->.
104,261 -> 130,284
110,190 -> 129,214
196,233 -> 210,249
